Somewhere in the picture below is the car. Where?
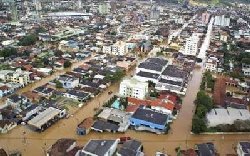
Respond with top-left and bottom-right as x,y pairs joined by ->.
119,136 -> 131,144
108,91 -> 113,95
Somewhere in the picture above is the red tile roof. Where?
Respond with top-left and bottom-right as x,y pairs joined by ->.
0,85 -> 9,91
127,97 -> 175,112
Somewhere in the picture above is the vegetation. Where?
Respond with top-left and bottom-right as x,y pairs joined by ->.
200,71 -> 215,91
104,69 -> 125,83
210,120 -> 250,132
0,47 -> 17,58
18,34 -> 37,46
63,60 -> 72,68
103,95 -> 118,107
55,80 -> 63,88
192,91 -> 213,134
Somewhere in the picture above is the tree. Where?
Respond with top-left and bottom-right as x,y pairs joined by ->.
192,115 -> 206,134
196,91 -> 213,111
55,80 -> 63,88
63,60 -> 72,68
196,105 -> 208,118
0,47 -> 17,58
18,34 -> 37,46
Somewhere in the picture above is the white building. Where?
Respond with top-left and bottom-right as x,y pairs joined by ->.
214,15 -> 230,27
183,33 -> 200,56
205,57 -> 218,72
119,78 -> 148,99
102,41 -> 128,56
242,62 -> 250,76
206,108 -> 250,127
237,142 -> 250,156
0,69 -> 30,86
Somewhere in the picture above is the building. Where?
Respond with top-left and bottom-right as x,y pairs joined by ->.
242,59 -> 250,76
156,65 -> 188,94
98,3 -> 110,15
103,41 -> 128,56
206,108 -> 250,127
76,139 -> 119,156
77,117 -> 94,135
150,6 -> 160,21
47,138 -> 77,156
134,58 -> 168,83
119,78 -> 148,99
0,69 -> 30,86
196,142 -> 216,156
127,97 -> 175,115
58,76 -> 79,89
6,94 -> 28,108
237,141 -> 250,156
58,40 -> 79,53
214,15 -> 230,27
205,57 -> 218,72
117,140 -> 144,156
183,33 -> 200,56
130,106 -> 170,134
201,12 -> 210,24
64,90 -> 90,102
0,120 -> 17,134
28,107 -> 64,131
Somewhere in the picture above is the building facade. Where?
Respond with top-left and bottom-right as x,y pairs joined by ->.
183,33 -> 200,56
119,78 -> 148,99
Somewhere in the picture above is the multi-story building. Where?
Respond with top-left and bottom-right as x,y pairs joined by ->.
119,78 -> 148,99
102,41 -> 128,56
214,15 -> 230,27
242,61 -> 250,76
183,33 -> 200,56
0,69 -> 30,86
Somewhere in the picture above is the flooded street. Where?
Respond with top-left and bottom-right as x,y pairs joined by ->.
1,66 -> 250,155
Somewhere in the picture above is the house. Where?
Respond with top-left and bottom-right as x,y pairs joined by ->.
195,142 -> 216,156
119,78 -> 148,99
117,140 -> 144,156
0,120 -> 17,133
58,40 -> 79,52
130,106 -> 170,134
136,58 -> 168,75
102,41 -> 128,56
205,57 -> 218,72
242,59 -> 250,76
20,105 -> 41,121
127,97 -> 175,115
58,75 -> 79,89
33,86 -> 55,97
0,85 -> 12,98
237,141 -> 250,156
6,94 -> 28,108
77,117 -> 94,135
91,119 -> 119,133
22,91 -> 42,102
76,139 -> 119,156
97,108 -> 131,132
47,138 -> 77,156
64,90 -> 90,102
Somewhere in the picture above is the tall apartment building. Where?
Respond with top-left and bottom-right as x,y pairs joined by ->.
183,33 -> 200,56
214,15 -> 230,27
102,41 -> 128,56
119,78 -> 148,99
0,69 -> 30,86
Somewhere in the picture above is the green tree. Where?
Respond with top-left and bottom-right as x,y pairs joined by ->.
196,105 -> 208,118
63,60 -> 72,68
196,91 -> 213,111
55,80 -> 63,88
18,34 -> 37,46
192,115 -> 207,134
0,47 -> 17,58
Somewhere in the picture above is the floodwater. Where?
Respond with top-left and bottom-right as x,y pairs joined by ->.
1,66 -> 250,156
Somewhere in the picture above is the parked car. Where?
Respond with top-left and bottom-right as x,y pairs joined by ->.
108,91 -> 113,95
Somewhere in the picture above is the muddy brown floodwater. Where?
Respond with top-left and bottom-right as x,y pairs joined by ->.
1,66 -> 250,155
